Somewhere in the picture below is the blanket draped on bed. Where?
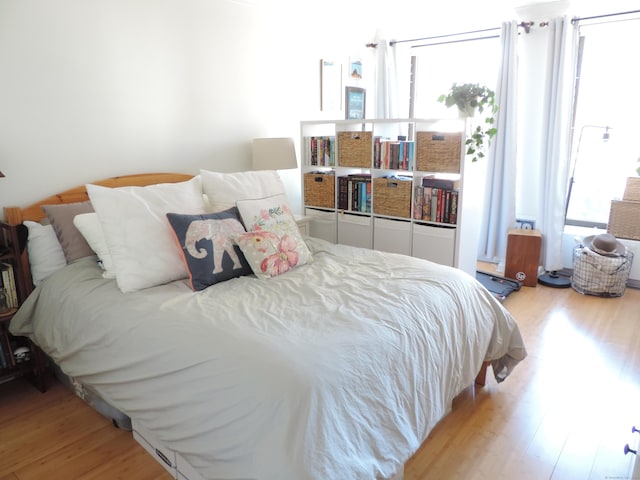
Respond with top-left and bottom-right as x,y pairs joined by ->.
11,237 -> 526,480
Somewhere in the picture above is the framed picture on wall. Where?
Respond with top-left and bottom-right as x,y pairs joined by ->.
345,87 -> 366,120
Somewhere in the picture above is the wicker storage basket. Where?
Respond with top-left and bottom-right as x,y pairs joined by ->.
623,177 -> 640,201
608,199 -> 640,240
304,173 -> 335,209
416,131 -> 462,173
337,131 -> 373,168
373,177 -> 412,218
572,245 -> 634,297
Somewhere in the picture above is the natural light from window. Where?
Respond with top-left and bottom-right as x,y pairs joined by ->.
565,17 -> 640,228
411,35 -> 501,119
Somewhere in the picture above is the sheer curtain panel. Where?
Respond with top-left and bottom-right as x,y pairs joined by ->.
478,21 -> 518,265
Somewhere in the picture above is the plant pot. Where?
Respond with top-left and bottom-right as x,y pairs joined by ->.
458,103 -> 476,118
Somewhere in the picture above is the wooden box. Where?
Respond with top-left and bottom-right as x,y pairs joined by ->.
373,177 -> 412,218
416,131 -> 462,173
505,229 -> 542,287
337,131 -> 372,168
303,173 -> 335,209
608,199 -> 640,240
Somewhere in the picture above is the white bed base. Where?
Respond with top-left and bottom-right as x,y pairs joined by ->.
133,420 -> 206,480
133,419 -> 405,480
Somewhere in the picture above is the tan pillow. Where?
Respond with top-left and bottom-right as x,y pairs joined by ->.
42,201 -> 95,263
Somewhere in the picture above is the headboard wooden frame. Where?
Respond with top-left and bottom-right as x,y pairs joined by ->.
3,172 -> 194,225
3,173 -> 193,291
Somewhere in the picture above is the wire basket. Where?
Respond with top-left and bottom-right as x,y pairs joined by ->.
571,245 -> 634,297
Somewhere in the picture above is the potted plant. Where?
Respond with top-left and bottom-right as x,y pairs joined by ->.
437,83 -> 498,162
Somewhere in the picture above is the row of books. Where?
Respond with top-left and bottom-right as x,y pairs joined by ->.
305,136 -> 336,166
338,174 -> 371,213
413,176 -> 459,224
374,137 -> 414,171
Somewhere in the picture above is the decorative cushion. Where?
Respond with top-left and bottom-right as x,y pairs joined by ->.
73,213 -> 116,279
200,169 -> 286,213
41,201 -> 95,263
166,208 -> 253,291
86,177 -> 206,293
23,221 -> 67,286
234,194 -> 312,278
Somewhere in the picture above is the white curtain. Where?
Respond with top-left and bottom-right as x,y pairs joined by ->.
478,21 -> 519,264
373,33 -> 400,119
539,17 -> 579,272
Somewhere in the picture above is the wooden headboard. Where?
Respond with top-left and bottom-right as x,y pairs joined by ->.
3,172 -> 194,225
3,173 -> 194,291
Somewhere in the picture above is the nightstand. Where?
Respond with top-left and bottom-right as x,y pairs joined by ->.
0,221 -> 46,392
0,309 -> 46,392
294,214 -> 311,236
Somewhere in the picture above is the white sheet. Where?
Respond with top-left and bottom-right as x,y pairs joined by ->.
11,237 -> 526,480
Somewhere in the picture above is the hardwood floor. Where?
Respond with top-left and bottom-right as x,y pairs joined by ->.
1,280 -> 639,479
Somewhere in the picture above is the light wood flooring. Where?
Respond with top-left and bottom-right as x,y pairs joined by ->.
1,278 -> 639,479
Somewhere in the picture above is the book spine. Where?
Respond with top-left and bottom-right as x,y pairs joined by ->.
338,176 -> 348,210
431,188 -> 439,222
414,186 -> 424,220
449,191 -> 459,224
4,264 -> 17,309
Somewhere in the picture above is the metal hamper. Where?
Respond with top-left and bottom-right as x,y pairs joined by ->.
571,245 -> 634,297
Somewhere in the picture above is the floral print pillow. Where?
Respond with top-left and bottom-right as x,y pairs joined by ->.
235,194 -> 312,278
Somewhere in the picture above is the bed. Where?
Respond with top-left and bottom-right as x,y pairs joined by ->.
7,171 -> 526,480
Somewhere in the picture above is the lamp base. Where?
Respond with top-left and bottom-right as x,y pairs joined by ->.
538,271 -> 572,288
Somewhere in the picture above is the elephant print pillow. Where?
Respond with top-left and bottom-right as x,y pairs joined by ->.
166,208 -> 253,291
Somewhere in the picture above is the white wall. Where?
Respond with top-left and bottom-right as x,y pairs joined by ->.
0,0 -> 635,218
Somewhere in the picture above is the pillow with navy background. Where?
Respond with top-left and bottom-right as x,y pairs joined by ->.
166,207 -> 253,291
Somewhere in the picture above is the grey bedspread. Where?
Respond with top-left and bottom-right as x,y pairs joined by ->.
11,237 -> 526,480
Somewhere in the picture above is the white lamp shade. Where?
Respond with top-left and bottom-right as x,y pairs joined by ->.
251,137 -> 298,170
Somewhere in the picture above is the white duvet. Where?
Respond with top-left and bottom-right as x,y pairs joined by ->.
11,237 -> 526,480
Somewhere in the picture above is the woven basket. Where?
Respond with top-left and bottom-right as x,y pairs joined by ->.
337,131 -> 373,168
304,173 -> 335,209
373,177 -> 412,218
416,132 -> 462,173
608,199 -> 640,240
623,177 -> 640,202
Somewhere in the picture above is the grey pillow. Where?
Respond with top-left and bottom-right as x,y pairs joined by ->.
42,201 -> 95,263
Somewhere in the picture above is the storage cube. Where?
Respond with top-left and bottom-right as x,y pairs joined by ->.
608,199 -> 640,240
303,173 -> 335,209
416,131 -> 462,173
337,131 -> 372,168
373,177 -> 412,218
373,217 -> 411,255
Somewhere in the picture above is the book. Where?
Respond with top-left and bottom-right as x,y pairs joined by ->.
0,263 -> 17,309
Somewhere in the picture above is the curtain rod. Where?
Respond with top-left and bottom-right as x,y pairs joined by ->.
572,9 -> 640,24
375,21 -> 538,48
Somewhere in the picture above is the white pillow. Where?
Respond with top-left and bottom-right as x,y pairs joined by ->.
73,213 -> 116,279
200,169 -> 286,213
23,221 -> 67,286
86,177 -> 206,293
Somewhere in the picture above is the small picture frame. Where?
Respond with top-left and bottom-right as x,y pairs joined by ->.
345,87 -> 366,120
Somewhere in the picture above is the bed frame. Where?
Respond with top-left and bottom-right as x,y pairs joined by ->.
4,171 -> 492,479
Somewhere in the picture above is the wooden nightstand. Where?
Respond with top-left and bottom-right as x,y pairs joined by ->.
0,221 -> 46,392
295,214 -> 311,236
0,309 -> 46,392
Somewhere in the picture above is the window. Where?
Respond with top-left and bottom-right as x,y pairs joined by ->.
410,33 -> 501,118
565,16 -> 640,228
